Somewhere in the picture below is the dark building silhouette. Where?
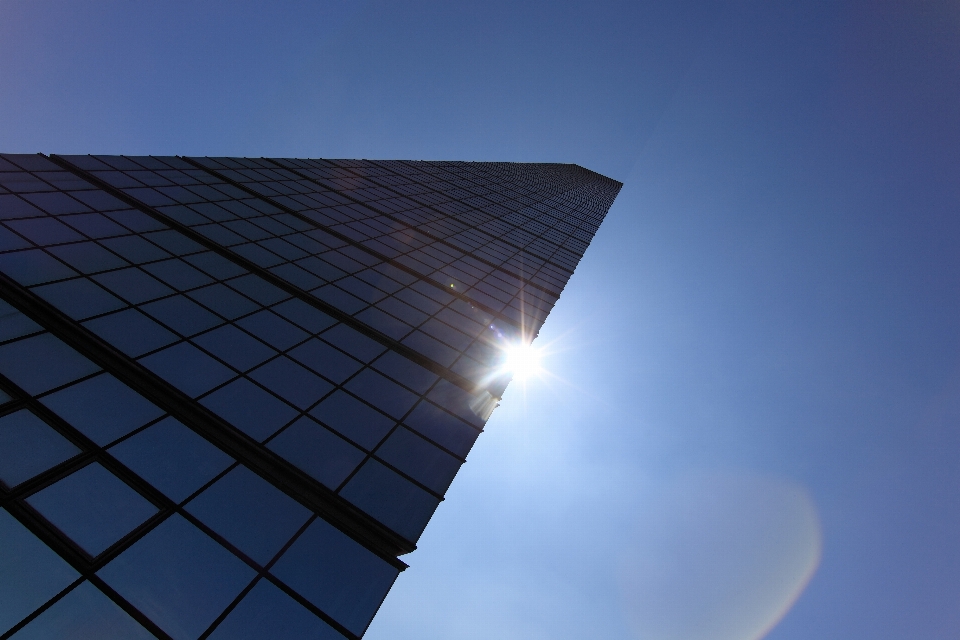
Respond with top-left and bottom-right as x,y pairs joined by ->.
0,154 -> 620,639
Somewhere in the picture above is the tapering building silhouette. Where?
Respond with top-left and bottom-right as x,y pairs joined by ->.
0,154 -> 620,639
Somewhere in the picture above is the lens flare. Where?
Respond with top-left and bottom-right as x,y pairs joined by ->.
501,341 -> 543,380
618,472 -> 822,640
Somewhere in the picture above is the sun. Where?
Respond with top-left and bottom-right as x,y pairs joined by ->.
501,341 -> 543,381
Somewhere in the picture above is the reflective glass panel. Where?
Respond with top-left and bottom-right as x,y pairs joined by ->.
98,515 -> 255,640
340,460 -> 439,541
207,580 -> 346,640
26,463 -> 158,556
32,278 -> 126,320
10,581 -> 154,640
0,300 -> 42,342
0,509 -> 79,635
83,309 -> 178,357
267,418 -> 366,489
270,517 -> 399,636
375,427 -> 461,494
309,391 -> 394,450
200,378 -> 297,441
139,342 -> 235,397
108,418 -> 233,503
185,466 -> 310,565
40,373 -> 164,446
0,333 -> 99,395
0,410 -> 80,488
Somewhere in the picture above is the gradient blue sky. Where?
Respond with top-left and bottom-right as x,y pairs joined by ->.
3,1 -> 960,638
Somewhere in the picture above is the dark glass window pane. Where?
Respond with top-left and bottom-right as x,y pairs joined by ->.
188,283 -> 259,320
0,194 -> 44,219
200,378 -> 297,441
0,410 -> 80,488
271,298 -> 336,334
47,242 -> 127,274
401,330 -> 458,367
142,296 -> 222,337
288,339 -> 362,384
192,324 -> 274,372
420,318 -> 472,351
98,515 -> 255,640
184,251 -> 247,279
142,259 -> 212,290
0,300 -> 42,342
186,466 -> 310,565
39,373 -> 164,446
236,310 -> 308,351
345,369 -> 418,419
84,309 -> 178,357
26,463 -> 158,557
195,223 -> 246,246
314,285 -> 366,314
270,517 -> 399,636
207,580 -> 346,640
269,263 -> 323,290
404,402 -> 480,457
309,391 -> 394,451
105,209 -> 166,233
22,192 -> 89,215
376,427 -> 461,494
143,230 -> 204,256
99,235 -> 170,263
0,333 -> 99,395
0,249 -> 78,286
139,342 -> 235,397
228,274 -> 289,305
353,307 -> 410,340
93,267 -> 174,304
108,417 -> 232,503
427,379 -> 487,428
340,459 -> 440,542
7,217 -> 83,247
159,204 -> 209,225
0,509 -> 79,635
372,350 -> 438,393
248,357 -> 332,410
267,417 -> 365,490
11,580 -> 155,640
0,226 -> 33,251
60,212 -> 127,239
33,278 -> 125,320
320,325 -> 385,362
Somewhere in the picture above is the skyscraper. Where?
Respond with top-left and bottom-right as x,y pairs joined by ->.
0,154 -> 621,639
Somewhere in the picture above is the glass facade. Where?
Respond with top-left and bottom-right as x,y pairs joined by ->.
0,153 -> 620,639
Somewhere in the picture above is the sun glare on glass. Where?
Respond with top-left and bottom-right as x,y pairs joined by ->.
501,341 -> 543,380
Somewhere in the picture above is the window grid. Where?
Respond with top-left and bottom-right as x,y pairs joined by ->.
54,155 -> 509,392
0,315 -> 388,640
0,159 -> 488,520
0,151 -> 620,639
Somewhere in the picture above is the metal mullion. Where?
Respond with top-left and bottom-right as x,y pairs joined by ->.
258,158 -> 552,323
0,267 -> 415,560
0,578 -> 86,640
365,160 -> 574,298
442,161 -> 615,263
97,155 -> 484,397
201,157 -> 525,333
0,500 -> 174,640
0,379 -> 184,573
198,512 -> 365,640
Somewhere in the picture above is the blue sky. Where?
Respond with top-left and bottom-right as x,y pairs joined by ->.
3,1 -> 960,638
